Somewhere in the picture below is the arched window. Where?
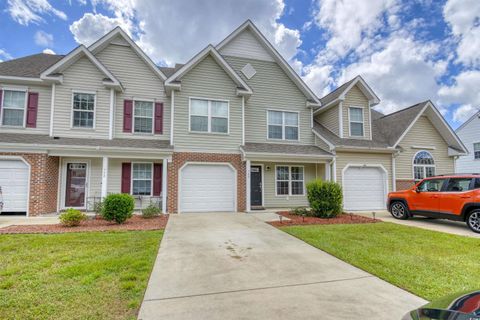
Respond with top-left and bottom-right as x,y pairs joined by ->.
413,151 -> 435,180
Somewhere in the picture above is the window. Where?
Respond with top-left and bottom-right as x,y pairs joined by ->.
474,143 -> 480,160
349,107 -> 364,137
72,92 -> 95,128
267,110 -> 299,140
2,89 -> 26,126
190,98 -> 228,133
413,151 -> 435,180
474,178 -> 480,189
276,166 -> 304,196
134,101 -> 154,133
445,178 -> 473,192
132,163 -> 152,195
417,179 -> 445,192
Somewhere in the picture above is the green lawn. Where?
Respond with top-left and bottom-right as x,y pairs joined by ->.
0,230 -> 163,320
281,222 -> 480,301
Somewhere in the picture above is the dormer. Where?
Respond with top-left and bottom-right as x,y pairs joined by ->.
314,76 -> 380,140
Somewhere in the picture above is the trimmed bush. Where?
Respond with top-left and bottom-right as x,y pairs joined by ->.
59,208 -> 87,227
101,193 -> 135,224
306,180 -> 343,218
289,207 -> 310,216
141,203 -> 161,218
93,200 -> 103,215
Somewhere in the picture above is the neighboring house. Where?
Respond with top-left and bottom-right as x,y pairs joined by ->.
455,110 -> 480,173
0,20 -> 468,216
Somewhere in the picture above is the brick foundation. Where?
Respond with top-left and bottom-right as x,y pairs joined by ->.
396,179 -> 416,191
167,152 -> 246,213
0,153 -> 59,216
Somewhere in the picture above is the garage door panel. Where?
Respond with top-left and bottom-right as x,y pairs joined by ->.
343,166 -> 386,211
0,160 -> 29,212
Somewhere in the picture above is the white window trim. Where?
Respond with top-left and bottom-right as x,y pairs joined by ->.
266,109 -> 300,141
131,162 -> 154,196
474,142 -> 480,160
412,150 -> 436,181
0,87 -> 28,128
133,99 -> 155,135
188,97 -> 230,135
70,90 -> 97,130
274,165 -> 305,196
348,106 -> 364,138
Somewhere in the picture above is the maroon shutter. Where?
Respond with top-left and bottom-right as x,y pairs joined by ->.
26,92 -> 39,128
121,162 -> 131,194
154,102 -> 163,134
0,90 -> 2,117
153,163 -> 162,196
123,100 -> 133,132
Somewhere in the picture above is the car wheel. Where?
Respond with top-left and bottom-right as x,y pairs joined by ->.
466,210 -> 480,233
390,201 -> 409,220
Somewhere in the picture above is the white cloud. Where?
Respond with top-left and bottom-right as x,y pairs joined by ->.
452,104 -> 478,123
438,70 -> 480,120
302,64 -> 334,97
69,13 -> 129,46
42,48 -> 56,54
7,0 -> 67,25
0,49 -> 13,62
34,30 -> 54,47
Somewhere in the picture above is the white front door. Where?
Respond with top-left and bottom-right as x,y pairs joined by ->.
180,164 -> 236,213
343,166 -> 387,211
0,160 -> 29,212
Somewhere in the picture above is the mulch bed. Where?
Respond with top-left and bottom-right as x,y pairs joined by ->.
0,215 -> 169,234
268,211 -> 380,227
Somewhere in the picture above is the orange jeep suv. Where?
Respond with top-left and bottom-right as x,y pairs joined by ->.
387,174 -> 480,233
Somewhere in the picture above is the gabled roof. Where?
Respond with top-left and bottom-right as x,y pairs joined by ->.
456,110 -> 480,132
315,76 -> 380,114
216,20 -> 320,106
40,45 -> 123,90
0,53 -> 64,78
88,27 -> 167,81
164,45 -> 253,97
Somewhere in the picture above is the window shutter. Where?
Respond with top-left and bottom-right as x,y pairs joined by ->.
121,162 -> 131,194
26,92 -> 39,128
0,90 -> 2,116
123,100 -> 133,132
154,102 -> 163,134
153,163 -> 162,196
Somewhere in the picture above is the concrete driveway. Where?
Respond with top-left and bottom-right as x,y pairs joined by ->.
138,213 -> 426,320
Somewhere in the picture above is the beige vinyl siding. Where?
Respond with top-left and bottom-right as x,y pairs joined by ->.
53,57 -> 110,139
95,40 -> 169,140
315,104 -> 340,135
218,29 -> 274,62
0,83 -> 51,134
314,135 -> 331,152
173,55 -> 242,152
224,56 -> 314,145
396,116 -> 454,179
335,151 -> 393,192
343,85 -> 371,139
255,162 -> 320,208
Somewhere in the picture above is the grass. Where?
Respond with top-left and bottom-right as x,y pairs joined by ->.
281,222 -> 480,301
0,230 -> 163,320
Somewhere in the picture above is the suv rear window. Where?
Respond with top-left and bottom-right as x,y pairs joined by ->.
445,178 -> 473,192
475,178 -> 480,189
417,179 -> 446,192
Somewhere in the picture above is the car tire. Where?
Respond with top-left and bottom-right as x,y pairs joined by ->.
390,201 -> 409,220
466,210 -> 480,233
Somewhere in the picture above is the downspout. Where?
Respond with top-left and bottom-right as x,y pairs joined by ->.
49,83 -> 55,137
170,90 -> 175,146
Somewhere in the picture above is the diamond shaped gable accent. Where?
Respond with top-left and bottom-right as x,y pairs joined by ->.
241,63 -> 256,80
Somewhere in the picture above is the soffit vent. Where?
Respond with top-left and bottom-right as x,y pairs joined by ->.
241,63 -> 256,80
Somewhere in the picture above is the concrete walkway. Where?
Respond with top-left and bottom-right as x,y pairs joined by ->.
138,213 -> 426,320
354,210 -> 480,238
0,215 -> 59,229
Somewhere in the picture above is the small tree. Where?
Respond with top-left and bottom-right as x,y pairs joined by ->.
306,180 -> 343,218
101,193 -> 135,224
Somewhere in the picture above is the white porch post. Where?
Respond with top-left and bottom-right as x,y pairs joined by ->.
325,162 -> 331,181
162,158 -> 168,213
332,159 -> 337,182
101,157 -> 109,198
246,159 -> 251,212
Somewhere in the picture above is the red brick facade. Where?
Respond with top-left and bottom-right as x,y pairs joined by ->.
0,153 -> 59,216
396,179 -> 416,191
167,152 -> 246,213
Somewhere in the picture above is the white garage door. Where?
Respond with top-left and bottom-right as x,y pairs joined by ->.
180,164 -> 235,213
343,166 -> 386,211
0,160 -> 29,212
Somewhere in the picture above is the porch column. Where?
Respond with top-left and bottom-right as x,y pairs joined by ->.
332,159 -> 337,182
162,158 -> 168,213
246,160 -> 251,212
101,157 -> 109,198
325,162 -> 331,181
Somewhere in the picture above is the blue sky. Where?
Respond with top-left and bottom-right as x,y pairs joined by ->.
1,0 -> 479,128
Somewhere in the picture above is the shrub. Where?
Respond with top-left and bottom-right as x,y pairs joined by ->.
93,200 -> 103,215
306,180 -> 343,218
142,203 -> 161,218
101,193 -> 135,224
289,207 -> 310,216
59,208 -> 87,227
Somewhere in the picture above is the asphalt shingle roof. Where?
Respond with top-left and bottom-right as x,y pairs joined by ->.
0,53 -> 64,78
242,142 -> 332,156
